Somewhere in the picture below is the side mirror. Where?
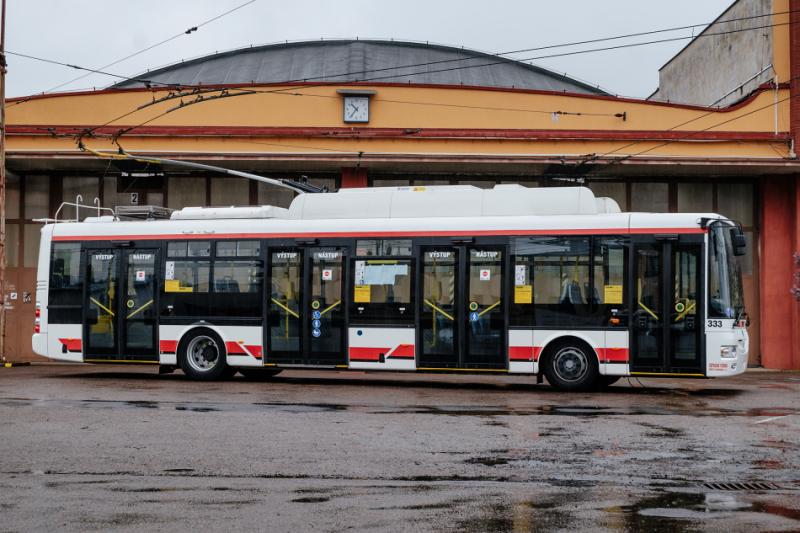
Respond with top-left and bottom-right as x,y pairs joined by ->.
729,227 -> 747,256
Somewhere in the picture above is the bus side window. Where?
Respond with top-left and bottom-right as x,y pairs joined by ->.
161,241 -> 211,317
593,238 -> 628,327
49,243 -> 83,323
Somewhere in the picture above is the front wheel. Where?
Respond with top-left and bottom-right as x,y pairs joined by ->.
179,329 -> 231,381
543,341 -> 599,392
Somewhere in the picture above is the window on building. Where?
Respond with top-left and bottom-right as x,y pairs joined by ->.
677,182 -> 713,213
62,177 -> 99,220
24,175 -> 50,219
631,182 -> 668,212
167,177 -> 206,210
210,177 -> 249,207
588,181 -> 627,211
49,243 -> 82,323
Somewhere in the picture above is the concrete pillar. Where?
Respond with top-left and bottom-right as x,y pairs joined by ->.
759,176 -> 800,369
340,167 -> 368,189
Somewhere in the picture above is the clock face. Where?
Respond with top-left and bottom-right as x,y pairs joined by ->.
343,96 -> 370,123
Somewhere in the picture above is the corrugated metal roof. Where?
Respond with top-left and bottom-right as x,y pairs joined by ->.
114,39 -> 607,94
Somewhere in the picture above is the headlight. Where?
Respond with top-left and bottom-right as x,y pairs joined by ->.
720,345 -> 737,358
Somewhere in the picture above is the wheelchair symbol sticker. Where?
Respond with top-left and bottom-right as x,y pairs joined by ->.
312,328 -> 321,338
312,310 -> 321,320
312,319 -> 321,328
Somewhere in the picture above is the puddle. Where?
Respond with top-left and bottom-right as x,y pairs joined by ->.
618,491 -> 800,530
291,496 -> 330,503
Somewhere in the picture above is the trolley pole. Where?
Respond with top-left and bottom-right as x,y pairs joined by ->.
0,0 -> 7,364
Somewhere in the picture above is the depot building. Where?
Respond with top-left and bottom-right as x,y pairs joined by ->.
5,0 -> 800,368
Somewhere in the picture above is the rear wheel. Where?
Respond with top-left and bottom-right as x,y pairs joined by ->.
238,368 -> 283,380
543,340 -> 599,392
179,329 -> 230,381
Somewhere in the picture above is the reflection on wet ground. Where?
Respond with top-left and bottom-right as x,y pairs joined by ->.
1,365 -> 798,531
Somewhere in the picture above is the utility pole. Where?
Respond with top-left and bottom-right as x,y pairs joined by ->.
0,0 -> 7,364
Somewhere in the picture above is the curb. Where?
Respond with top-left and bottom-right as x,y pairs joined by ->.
2,362 -> 32,368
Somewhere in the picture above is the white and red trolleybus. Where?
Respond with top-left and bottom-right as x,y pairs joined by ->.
32,185 -> 749,390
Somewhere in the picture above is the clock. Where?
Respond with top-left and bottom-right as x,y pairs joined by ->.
343,95 -> 370,123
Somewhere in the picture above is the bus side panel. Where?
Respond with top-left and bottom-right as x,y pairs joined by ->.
508,329 -> 534,374
603,330 -> 630,376
705,320 -> 748,377
158,324 -> 264,367
46,324 -> 84,362
33,225 -> 55,358
348,327 -> 416,370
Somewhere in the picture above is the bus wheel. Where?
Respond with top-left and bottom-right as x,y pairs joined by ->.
179,329 -> 230,381
543,340 -> 599,392
238,368 -> 283,380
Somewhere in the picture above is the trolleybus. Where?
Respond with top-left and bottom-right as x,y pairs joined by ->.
33,185 -> 749,390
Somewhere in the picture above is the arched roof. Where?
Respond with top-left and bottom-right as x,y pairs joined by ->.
113,39 -> 607,94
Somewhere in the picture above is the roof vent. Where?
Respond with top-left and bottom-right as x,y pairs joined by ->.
170,205 -> 289,220
115,205 -> 173,220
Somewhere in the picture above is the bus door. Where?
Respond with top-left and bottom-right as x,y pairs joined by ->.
419,245 -> 506,369
267,246 -> 347,366
83,247 -> 159,362
630,236 -> 703,374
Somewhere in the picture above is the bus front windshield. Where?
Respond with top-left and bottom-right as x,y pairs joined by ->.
708,224 -> 745,319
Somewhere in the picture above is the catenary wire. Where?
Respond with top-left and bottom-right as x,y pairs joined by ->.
10,7 -> 796,108
44,0 -> 258,94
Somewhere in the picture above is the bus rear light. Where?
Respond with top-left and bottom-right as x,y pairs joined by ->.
35,308 -> 41,318
34,321 -> 40,334
609,317 -> 621,326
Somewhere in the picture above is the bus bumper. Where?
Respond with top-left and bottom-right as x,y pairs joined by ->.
706,327 -> 749,377
32,333 -> 48,357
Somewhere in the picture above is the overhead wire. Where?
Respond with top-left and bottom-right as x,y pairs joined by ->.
7,0 -> 258,108
112,8 -> 800,98
10,7 -> 796,106
44,0 -> 258,94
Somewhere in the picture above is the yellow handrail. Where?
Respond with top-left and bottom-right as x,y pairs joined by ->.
424,299 -> 454,321
90,297 -> 115,317
478,300 -> 501,317
271,298 -> 299,318
126,300 -> 153,319
320,300 -> 342,317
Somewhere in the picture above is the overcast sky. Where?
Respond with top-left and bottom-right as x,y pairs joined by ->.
6,0 -> 735,99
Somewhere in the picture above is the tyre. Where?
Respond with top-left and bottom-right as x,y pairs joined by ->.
178,328 -> 230,381
238,368 -> 283,380
597,376 -> 621,388
542,340 -> 599,392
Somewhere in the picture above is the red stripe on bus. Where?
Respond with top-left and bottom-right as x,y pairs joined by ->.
159,340 -> 178,354
349,347 -> 389,361
387,344 -> 415,359
51,227 -> 705,242
225,342 -> 248,356
532,347 -> 544,362
59,338 -> 82,352
244,345 -> 263,358
598,347 -> 629,363
509,346 -> 534,361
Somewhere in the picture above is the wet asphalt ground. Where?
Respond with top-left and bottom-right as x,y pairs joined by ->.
0,365 -> 798,532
